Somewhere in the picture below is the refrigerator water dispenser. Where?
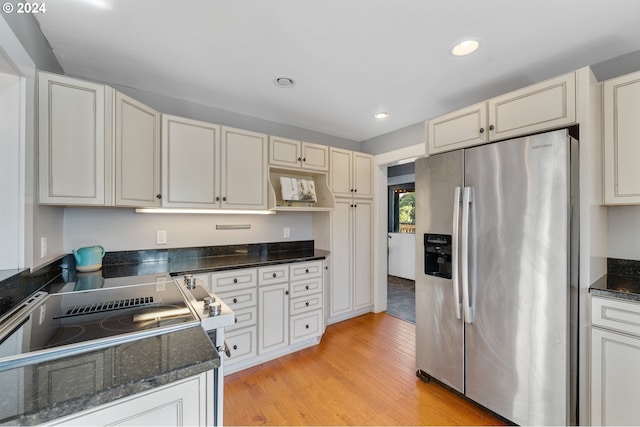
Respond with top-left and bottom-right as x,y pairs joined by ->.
424,234 -> 452,279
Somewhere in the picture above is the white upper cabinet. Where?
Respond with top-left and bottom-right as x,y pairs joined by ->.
603,70 -> 640,205
39,72 -> 161,207
162,118 -> 268,209
427,71 -> 576,155
221,126 -> 268,209
114,92 -> 161,207
269,136 -> 328,171
39,71 -> 108,205
162,115 -> 220,208
329,148 -> 373,199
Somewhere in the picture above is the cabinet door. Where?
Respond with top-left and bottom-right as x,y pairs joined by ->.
329,148 -> 353,197
603,71 -> 640,204
353,152 -> 373,198
591,327 -> 640,426
427,102 -> 487,155
329,199 -> 353,317
269,136 -> 301,168
47,373 -> 209,427
301,142 -> 329,171
114,92 -> 161,207
258,283 -> 289,354
488,71 -> 576,142
225,326 -> 257,364
221,126 -> 268,209
38,72 -> 107,205
162,115 -> 220,207
353,199 -> 372,309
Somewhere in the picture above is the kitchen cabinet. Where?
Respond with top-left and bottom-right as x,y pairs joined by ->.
329,148 -> 373,199
427,71 -> 576,155
328,198 -> 372,322
162,117 -> 268,209
591,296 -> 640,426
45,371 -> 212,426
39,72 -> 161,207
258,282 -> 289,354
269,136 -> 329,171
289,261 -> 324,344
114,91 -> 161,207
602,70 -> 640,204
38,71 -> 109,205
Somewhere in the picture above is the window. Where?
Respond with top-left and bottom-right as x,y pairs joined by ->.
388,183 -> 415,234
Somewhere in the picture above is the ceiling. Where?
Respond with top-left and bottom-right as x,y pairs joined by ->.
34,0 -> 640,142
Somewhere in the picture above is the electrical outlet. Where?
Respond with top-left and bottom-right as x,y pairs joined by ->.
156,230 -> 167,245
40,237 -> 47,258
283,227 -> 290,238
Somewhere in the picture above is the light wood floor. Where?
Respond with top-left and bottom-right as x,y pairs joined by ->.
224,313 -> 506,426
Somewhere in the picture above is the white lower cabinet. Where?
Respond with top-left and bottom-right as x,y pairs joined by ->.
45,371 -> 212,426
199,260 -> 324,373
591,296 -> 640,425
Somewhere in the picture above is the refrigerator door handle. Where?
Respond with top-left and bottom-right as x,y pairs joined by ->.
461,186 -> 474,324
451,187 -> 462,319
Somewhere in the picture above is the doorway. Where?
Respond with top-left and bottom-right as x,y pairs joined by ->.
386,163 -> 416,323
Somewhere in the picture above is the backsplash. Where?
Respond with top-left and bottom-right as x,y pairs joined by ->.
608,258 -> 640,277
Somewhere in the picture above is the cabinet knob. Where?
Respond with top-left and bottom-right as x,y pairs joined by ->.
305,301 -> 310,306
156,194 -> 162,199
305,324 -> 310,329
350,189 -> 354,192
233,278 -> 238,283
223,196 -> 227,202
479,127 -> 485,134
354,189 -> 357,192
233,298 -> 238,303
325,266 -> 328,270
489,124 -> 494,131
297,157 -> 302,161
303,157 -> 306,162
305,268 -> 309,274
272,272 -> 277,278
234,317 -> 238,323
305,285 -> 309,290
285,290 -> 289,295
354,204 -> 357,208
216,196 -> 220,201
233,344 -> 238,350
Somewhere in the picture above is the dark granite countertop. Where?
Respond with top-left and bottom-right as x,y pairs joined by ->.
0,325 -> 218,426
589,258 -> 640,302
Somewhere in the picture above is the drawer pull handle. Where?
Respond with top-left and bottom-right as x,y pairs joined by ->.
235,318 -> 238,323
272,273 -> 277,278
305,269 -> 309,273
305,324 -> 310,329
233,344 -> 238,350
233,278 -> 238,283
305,285 -> 309,290
305,301 -> 310,306
233,298 -> 238,303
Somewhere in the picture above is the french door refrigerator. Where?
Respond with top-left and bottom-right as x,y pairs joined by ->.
415,129 -> 578,426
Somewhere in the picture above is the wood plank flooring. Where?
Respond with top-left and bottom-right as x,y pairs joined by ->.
224,313 -> 505,426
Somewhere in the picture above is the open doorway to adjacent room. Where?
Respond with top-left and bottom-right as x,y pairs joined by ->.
386,163 -> 416,323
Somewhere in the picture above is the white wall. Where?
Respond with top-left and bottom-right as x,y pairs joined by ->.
608,206 -> 640,260
64,208 -> 313,252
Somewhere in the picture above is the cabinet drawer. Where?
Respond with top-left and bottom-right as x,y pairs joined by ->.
217,288 -> 257,310
592,296 -> 640,337
290,310 -> 322,344
258,265 -> 289,286
225,326 -> 257,363
290,276 -> 323,298
290,293 -> 323,316
210,268 -> 257,292
290,261 -> 323,281
226,306 -> 257,331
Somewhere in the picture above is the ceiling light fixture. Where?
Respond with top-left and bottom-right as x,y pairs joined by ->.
274,77 -> 295,88
374,112 -> 390,119
451,39 -> 480,56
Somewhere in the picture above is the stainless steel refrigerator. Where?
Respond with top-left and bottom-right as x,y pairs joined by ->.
415,129 -> 578,426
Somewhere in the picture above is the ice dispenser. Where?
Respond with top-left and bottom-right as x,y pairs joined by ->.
424,234 -> 452,279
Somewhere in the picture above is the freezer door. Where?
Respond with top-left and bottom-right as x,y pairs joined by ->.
463,130 -> 570,425
415,150 -> 464,393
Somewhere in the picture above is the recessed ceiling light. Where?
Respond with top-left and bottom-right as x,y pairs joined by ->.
451,39 -> 480,56
274,77 -> 295,88
374,112 -> 390,119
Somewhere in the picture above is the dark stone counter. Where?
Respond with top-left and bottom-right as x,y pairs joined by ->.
589,258 -> 640,302
0,326 -> 218,425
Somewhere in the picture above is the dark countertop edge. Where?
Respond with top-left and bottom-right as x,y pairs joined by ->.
589,274 -> 640,303
2,326 -> 218,426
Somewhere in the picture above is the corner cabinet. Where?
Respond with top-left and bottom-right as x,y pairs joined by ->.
162,117 -> 268,209
38,71 -> 161,207
602,70 -> 640,205
591,296 -> 640,426
427,71 -> 576,155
